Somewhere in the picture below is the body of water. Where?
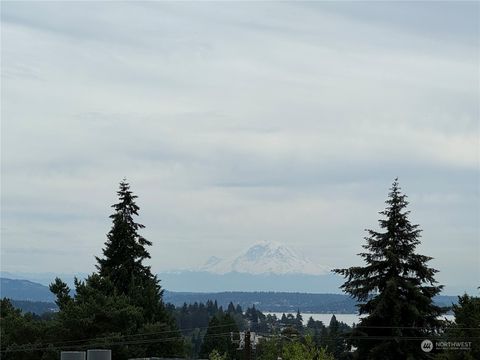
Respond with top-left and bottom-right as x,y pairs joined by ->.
264,312 -> 455,327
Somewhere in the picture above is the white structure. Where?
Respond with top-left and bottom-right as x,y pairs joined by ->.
87,349 -> 111,360
60,351 -> 86,360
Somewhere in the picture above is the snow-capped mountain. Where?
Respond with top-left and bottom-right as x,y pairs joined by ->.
200,241 -> 330,275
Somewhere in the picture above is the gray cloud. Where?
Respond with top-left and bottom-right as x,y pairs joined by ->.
1,1 -> 478,294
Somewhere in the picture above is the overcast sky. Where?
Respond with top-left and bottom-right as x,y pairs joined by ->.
1,1 -> 478,294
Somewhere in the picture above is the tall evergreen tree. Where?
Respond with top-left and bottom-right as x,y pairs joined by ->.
48,181 -> 183,359
95,180 -> 164,320
295,309 -> 303,330
334,179 -> 446,360
96,180 -> 153,292
326,315 -> 348,359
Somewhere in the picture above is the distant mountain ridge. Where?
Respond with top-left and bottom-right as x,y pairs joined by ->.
1,278 -> 458,315
0,271 -> 87,287
0,277 -> 55,302
164,291 -> 458,314
199,241 -> 330,275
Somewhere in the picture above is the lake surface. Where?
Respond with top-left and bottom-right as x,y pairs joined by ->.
264,312 -> 455,326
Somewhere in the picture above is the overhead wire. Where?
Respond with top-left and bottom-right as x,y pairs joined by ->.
3,321 -> 237,348
3,328 -> 479,354
2,313 -> 478,354
0,331 -> 237,353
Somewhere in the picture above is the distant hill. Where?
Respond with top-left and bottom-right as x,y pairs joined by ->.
0,271 -> 87,288
0,277 -> 55,302
164,291 -> 356,313
1,277 -> 459,315
164,291 -> 458,314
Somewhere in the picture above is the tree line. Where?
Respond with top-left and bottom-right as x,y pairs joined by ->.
1,179 -> 479,359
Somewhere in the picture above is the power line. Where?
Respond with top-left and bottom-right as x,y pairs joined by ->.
3,330 -> 479,354
1,331 -> 236,353
0,321 -> 237,350
353,325 -> 480,330
2,314 -> 478,354
0,318 -> 243,354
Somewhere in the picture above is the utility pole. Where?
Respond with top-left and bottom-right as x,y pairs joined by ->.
232,330 -> 255,360
244,330 -> 251,360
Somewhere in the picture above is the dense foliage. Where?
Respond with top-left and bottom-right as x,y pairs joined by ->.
170,300 -> 348,359
0,298 -> 57,360
257,334 -> 335,360
199,313 -> 239,359
9,300 -> 56,316
435,294 -> 480,360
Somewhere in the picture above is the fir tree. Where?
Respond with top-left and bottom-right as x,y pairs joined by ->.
235,304 -> 243,315
227,302 -> 236,314
95,180 -> 164,320
47,181 -> 183,359
96,180 -> 153,292
307,316 -> 316,329
334,179 -> 446,360
295,309 -> 303,333
326,315 -> 348,359
49,278 -> 72,309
